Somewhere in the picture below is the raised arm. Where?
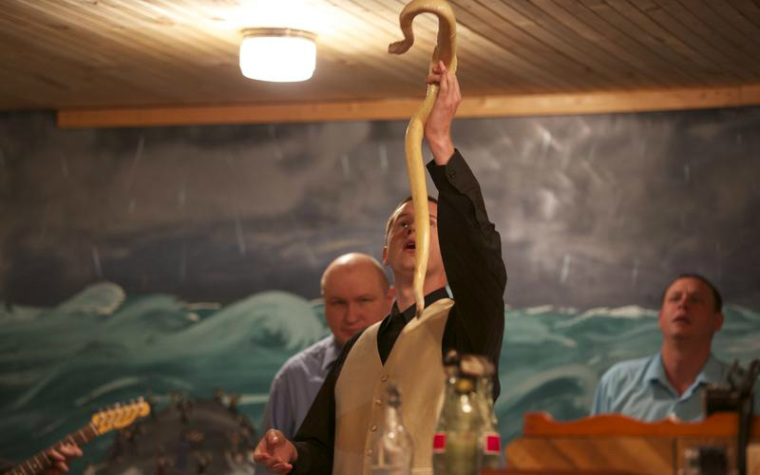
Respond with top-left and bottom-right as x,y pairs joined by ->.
425,61 -> 460,164
425,62 -> 507,399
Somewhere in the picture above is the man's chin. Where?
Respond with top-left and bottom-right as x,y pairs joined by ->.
390,258 -> 416,272
667,331 -> 694,342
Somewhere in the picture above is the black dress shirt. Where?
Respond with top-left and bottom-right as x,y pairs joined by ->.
291,150 -> 507,474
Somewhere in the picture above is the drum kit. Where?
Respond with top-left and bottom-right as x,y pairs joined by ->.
98,391 -> 258,475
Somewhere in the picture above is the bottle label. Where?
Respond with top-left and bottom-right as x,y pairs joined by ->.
432,432 -> 446,453
483,432 -> 501,454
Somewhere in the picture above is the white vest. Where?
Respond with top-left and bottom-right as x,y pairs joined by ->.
333,298 -> 454,475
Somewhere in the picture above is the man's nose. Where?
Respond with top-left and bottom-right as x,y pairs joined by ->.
345,303 -> 361,323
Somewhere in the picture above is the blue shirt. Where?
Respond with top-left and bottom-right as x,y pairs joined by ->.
591,353 -> 730,422
261,336 -> 341,438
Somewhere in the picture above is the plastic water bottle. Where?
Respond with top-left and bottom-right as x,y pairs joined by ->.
468,356 -> 502,469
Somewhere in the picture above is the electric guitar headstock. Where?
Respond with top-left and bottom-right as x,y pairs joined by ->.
91,398 -> 151,435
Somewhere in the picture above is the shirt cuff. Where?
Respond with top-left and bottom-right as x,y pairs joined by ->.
427,149 -> 479,195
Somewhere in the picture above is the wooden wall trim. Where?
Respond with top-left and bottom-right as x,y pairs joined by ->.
522,411 -> 760,438
57,84 -> 760,128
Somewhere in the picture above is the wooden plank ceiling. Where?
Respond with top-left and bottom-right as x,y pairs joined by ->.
2,0 -> 760,126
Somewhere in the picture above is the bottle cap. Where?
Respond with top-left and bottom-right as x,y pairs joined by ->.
460,354 -> 495,378
443,349 -> 459,367
454,377 -> 475,393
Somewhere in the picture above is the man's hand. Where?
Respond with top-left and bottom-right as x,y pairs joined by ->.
253,429 -> 297,474
43,443 -> 82,474
425,60 -> 462,165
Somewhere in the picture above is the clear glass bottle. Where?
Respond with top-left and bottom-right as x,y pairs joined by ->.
433,350 -> 460,475
439,373 -> 481,475
369,383 -> 414,475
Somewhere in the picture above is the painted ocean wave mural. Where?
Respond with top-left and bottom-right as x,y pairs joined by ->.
1,282 -> 758,473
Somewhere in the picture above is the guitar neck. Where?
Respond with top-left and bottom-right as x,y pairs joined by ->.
9,424 -> 97,475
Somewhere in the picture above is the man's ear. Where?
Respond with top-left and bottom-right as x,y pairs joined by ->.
714,312 -> 725,332
382,245 -> 389,266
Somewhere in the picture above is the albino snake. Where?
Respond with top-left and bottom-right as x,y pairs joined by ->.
389,0 -> 457,317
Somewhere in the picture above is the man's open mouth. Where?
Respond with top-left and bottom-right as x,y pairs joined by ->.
405,241 -> 416,250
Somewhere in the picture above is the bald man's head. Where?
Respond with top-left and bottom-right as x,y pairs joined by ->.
321,253 -> 392,347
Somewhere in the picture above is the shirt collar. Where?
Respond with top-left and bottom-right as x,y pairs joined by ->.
646,352 -> 725,394
390,287 -> 450,323
695,353 -> 725,385
645,353 -> 668,385
321,335 -> 343,373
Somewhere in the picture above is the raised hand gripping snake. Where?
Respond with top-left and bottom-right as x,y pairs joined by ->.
389,0 -> 457,317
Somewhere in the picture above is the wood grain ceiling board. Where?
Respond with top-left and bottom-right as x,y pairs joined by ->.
1,0 -> 760,122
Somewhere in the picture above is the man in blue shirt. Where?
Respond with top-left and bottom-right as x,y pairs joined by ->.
260,253 -> 393,439
592,273 -> 743,422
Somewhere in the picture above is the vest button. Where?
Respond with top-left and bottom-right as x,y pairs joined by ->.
371,424 -> 378,431
375,399 -> 382,406
381,375 -> 389,382
366,449 -> 373,456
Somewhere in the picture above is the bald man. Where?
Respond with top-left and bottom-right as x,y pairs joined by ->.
260,253 -> 393,441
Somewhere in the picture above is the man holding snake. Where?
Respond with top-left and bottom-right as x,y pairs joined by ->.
254,61 -> 507,475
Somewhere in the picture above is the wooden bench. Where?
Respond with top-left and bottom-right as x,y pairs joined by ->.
503,412 -> 760,475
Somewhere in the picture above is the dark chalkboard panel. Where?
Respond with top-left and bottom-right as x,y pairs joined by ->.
1,107 -> 758,308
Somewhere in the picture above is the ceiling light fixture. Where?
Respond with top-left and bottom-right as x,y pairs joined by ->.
239,28 -> 317,82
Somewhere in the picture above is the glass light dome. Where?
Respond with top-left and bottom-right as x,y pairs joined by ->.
239,28 -> 317,82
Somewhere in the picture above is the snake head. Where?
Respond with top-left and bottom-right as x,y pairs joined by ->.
388,39 -> 413,55
388,0 -> 457,71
